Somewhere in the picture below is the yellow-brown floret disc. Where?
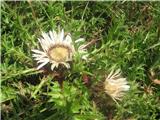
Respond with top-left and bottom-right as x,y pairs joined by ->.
48,45 -> 70,62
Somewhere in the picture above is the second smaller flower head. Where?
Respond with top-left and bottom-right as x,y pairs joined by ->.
32,29 -> 87,70
104,69 -> 130,101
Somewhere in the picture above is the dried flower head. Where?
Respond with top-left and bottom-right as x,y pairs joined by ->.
32,29 -> 87,70
104,69 -> 130,101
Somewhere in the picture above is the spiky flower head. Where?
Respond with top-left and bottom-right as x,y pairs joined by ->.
32,29 -> 87,70
104,69 -> 130,101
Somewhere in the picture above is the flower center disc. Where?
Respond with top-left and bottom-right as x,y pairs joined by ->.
49,46 -> 70,62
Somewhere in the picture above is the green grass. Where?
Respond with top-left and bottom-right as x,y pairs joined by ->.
1,1 -> 160,120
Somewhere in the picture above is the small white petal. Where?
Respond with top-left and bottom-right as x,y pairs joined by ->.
37,58 -> 50,63
38,38 -> 49,52
116,78 -> 127,85
32,53 -> 47,58
64,34 -> 72,44
37,60 -> 49,69
107,70 -> 114,80
112,69 -> 121,78
49,31 -> 55,43
121,85 -> 130,91
59,29 -> 64,41
61,62 -> 70,69
55,62 -> 59,68
52,30 -> 58,40
34,57 -> 49,61
42,32 -> 51,42
32,49 -> 46,55
75,38 -> 85,43
32,56 -> 47,60
42,37 -> 50,46
51,64 -> 56,70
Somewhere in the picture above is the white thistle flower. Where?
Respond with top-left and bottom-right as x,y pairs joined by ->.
104,69 -> 130,101
32,29 -> 87,70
